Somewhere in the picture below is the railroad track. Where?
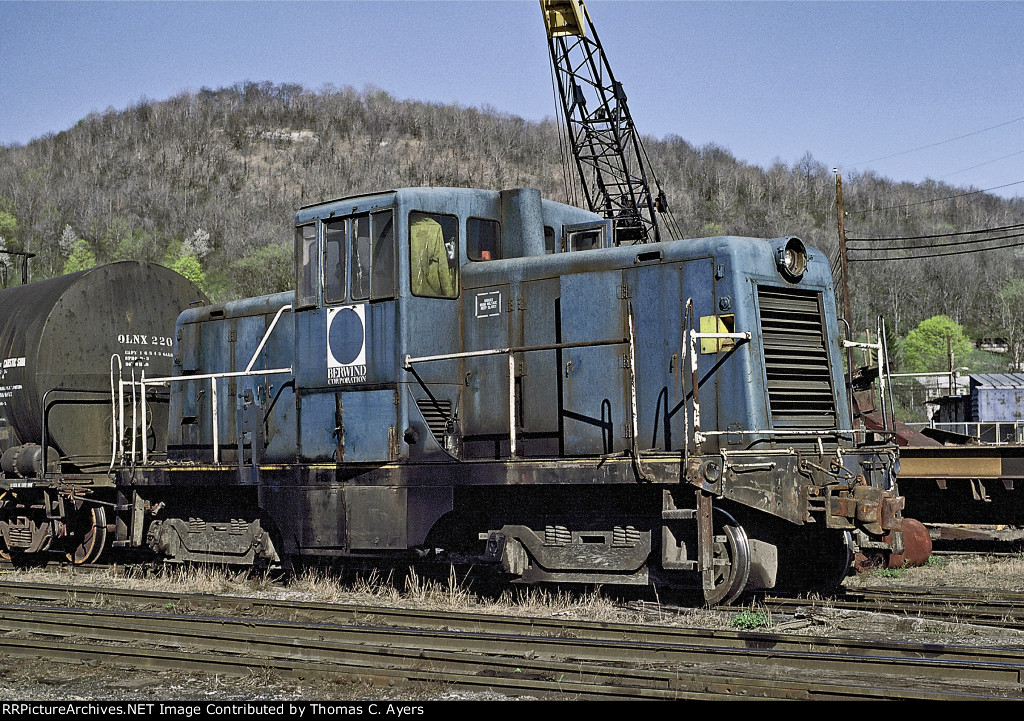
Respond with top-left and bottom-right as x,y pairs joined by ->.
0,580 -> 1019,699
754,585 -> 1024,630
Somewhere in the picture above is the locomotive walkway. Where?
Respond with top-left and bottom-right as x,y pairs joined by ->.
0,580 -> 1019,700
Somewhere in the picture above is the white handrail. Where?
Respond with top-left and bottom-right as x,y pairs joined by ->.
112,305 -> 294,467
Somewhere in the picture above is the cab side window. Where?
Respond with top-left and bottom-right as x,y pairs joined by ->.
370,210 -> 395,300
409,212 -> 458,298
295,224 -> 318,307
544,226 -> 556,254
467,218 -> 500,261
351,216 -> 371,301
565,226 -> 605,252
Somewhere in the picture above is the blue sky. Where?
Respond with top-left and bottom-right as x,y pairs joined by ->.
1,1 -> 1022,198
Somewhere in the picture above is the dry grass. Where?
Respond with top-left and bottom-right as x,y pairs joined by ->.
5,552 -> 1024,634
844,553 -> 1024,592
3,561 -> 708,626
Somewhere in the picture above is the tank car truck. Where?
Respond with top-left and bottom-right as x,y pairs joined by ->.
0,263 -> 207,563
99,187 -> 903,604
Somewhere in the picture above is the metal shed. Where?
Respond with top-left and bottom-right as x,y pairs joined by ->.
969,374 -> 1024,423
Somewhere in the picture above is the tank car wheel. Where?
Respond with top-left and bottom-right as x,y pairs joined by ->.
0,494 -> 52,558
65,504 -> 107,565
0,493 -> 11,560
703,510 -> 752,606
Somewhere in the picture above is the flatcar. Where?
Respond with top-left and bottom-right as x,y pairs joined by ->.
0,187 -> 904,603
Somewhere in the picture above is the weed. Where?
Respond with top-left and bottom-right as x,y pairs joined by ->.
875,567 -> 902,578
730,607 -> 771,630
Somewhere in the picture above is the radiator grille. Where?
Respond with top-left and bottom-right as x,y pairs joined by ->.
416,398 -> 452,440
757,286 -> 837,432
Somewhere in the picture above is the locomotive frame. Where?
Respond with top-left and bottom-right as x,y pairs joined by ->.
0,187 -> 904,604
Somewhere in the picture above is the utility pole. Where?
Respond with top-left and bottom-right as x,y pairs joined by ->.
834,169 -> 852,324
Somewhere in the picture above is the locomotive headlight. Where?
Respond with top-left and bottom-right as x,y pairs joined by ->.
776,237 -> 807,281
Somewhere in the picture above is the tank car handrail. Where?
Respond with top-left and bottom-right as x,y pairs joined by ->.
40,387 -> 117,478
110,355 -> 123,474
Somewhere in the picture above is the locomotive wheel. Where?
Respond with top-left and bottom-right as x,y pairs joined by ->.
703,511 -> 752,606
816,529 -> 854,594
65,504 -> 107,565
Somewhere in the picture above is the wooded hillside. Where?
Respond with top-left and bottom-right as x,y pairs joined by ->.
1,82 -> 1022,370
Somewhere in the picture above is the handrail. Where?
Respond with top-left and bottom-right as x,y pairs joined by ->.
683,298 -> 751,449
112,305 -> 293,467
405,336 -> 629,459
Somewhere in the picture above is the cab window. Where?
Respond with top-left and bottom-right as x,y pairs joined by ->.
351,216 -> 371,300
467,218 -> 500,261
295,224 -> 318,307
565,226 -> 606,252
324,219 -> 347,304
544,226 -> 555,254
409,212 -> 458,298
370,210 -> 395,300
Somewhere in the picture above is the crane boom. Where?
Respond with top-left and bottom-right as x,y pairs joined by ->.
541,0 -> 669,244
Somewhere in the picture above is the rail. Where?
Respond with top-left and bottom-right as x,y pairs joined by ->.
0,578 -> 1017,700
111,304 -> 293,466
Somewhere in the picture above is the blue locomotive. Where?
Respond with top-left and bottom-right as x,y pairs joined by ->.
0,187 -> 903,603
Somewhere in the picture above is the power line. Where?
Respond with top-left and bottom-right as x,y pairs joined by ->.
848,232 -> 1024,262
940,149 -> 1024,180
850,179 -> 1024,214
846,115 -> 1024,168
848,229 -> 1024,252
847,222 -> 1024,243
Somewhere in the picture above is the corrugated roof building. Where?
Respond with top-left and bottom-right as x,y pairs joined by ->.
969,374 -> 1024,423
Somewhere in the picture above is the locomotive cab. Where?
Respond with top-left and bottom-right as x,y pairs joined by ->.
288,187 -> 603,466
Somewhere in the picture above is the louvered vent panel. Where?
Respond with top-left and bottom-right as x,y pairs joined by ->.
757,286 -> 837,432
416,399 -> 452,440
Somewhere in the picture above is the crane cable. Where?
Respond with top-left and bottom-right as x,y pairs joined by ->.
548,46 -> 579,210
